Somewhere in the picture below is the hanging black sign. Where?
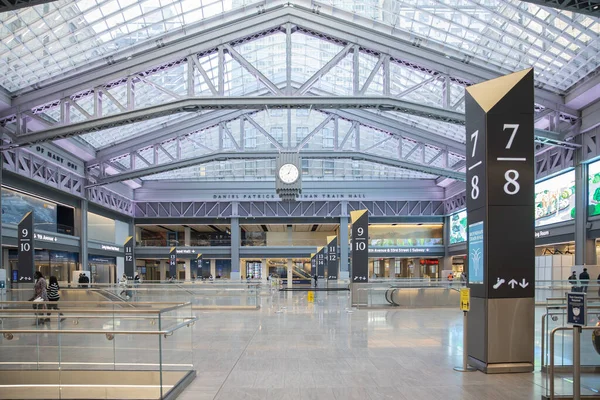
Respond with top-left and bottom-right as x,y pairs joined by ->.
17,212 -> 34,283
169,247 -> 177,278
351,209 -> 369,283
310,253 -> 316,277
327,236 -> 338,280
317,246 -> 325,279
124,236 -> 134,280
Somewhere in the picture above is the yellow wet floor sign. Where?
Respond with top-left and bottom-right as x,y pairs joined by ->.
460,288 -> 470,311
307,291 -> 315,303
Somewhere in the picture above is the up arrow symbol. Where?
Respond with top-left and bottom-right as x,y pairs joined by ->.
519,279 -> 529,288
508,279 -> 518,289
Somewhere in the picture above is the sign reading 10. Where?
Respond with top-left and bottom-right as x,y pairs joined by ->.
470,124 -> 522,200
20,229 -> 31,252
355,227 -> 366,251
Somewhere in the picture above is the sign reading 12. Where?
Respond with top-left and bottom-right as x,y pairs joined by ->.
469,124 -> 523,200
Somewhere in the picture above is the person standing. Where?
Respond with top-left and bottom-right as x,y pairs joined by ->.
313,273 -> 318,288
30,271 -> 48,325
47,276 -> 65,322
579,268 -> 590,293
569,271 -> 578,292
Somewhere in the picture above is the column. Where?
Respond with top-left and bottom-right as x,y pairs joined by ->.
412,260 -> 421,278
184,259 -> 191,281
261,258 -> 268,281
159,260 -> 167,281
287,258 -> 293,288
575,151 -> 596,265
443,256 -> 453,272
465,69 -> 535,373
184,226 -> 191,247
210,259 -> 216,278
339,215 -> 349,279
0,152 -> 2,272
230,217 -> 240,280
80,199 -> 88,272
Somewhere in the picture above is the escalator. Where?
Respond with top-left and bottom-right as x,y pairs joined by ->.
293,265 -> 312,280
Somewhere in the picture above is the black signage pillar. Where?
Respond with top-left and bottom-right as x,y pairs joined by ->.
124,236 -> 134,280
317,246 -> 325,279
17,212 -> 34,283
169,247 -> 177,279
327,235 -> 338,280
465,68 -> 535,373
350,210 -> 368,283
310,253 -> 316,277
191,253 -> 202,278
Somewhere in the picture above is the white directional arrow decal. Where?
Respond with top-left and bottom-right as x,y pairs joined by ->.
519,279 -> 529,288
493,278 -> 505,289
508,279 -> 518,289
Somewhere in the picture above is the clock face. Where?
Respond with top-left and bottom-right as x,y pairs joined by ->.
278,163 -> 299,184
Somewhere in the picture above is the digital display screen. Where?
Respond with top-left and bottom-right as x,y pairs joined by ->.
449,210 -> 467,244
588,160 -> 600,217
535,170 -> 575,227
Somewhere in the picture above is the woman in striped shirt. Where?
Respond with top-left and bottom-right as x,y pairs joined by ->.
47,276 -> 65,322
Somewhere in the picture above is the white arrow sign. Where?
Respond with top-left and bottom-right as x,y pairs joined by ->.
508,279 -> 518,289
519,279 -> 529,288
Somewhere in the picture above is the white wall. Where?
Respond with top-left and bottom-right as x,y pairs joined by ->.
115,220 -> 129,245
88,212 -> 116,243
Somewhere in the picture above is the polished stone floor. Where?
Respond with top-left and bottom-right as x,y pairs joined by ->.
177,290 -> 598,400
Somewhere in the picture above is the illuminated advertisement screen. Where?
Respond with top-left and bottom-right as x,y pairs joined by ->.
588,160 -> 600,216
535,170 -> 575,227
449,210 -> 467,244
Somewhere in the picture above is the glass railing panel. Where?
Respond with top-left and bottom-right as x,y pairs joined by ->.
158,303 -> 194,374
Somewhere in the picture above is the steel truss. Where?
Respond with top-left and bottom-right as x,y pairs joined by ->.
0,0 -> 58,12
0,5 -> 575,151
444,192 -> 467,215
1,147 -> 134,216
133,200 -> 444,218
519,0 -> 600,17
2,147 -> 84,196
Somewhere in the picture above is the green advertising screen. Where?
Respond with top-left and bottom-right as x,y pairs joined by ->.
449,210 -> 467,244
589,160 -> 600,216
535,170 -> 575,227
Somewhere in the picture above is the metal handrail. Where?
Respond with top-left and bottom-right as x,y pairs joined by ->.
541,305 -> 600,369
548,326 -> 600,400
0,317 -> 197,336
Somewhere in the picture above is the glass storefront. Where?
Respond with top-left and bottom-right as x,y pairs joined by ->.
369,224 -> 443,247
88,255 -> 116,284
368,257 -> 440,278
9,249 -> 78,284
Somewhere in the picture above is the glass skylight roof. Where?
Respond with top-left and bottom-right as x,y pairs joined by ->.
1,0 -> 597,184
320,0 -> 600,91
1,0 -> 597,94
0,0 -> 264,92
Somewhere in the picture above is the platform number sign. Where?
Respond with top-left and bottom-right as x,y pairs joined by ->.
169,247 -> 177,279
317,246 -> 325,279
124,236 -> 134,279
327,236 -> 338,280
17,212 -> 34,283
351,210 -> 369,283
465,68 -> 534,299
310,253 -> 316,277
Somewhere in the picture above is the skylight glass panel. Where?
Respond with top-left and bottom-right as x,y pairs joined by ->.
317,0 -> 600,91
0,0 -> 265,92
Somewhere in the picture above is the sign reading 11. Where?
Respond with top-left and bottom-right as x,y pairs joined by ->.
469,124 -> 523,200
